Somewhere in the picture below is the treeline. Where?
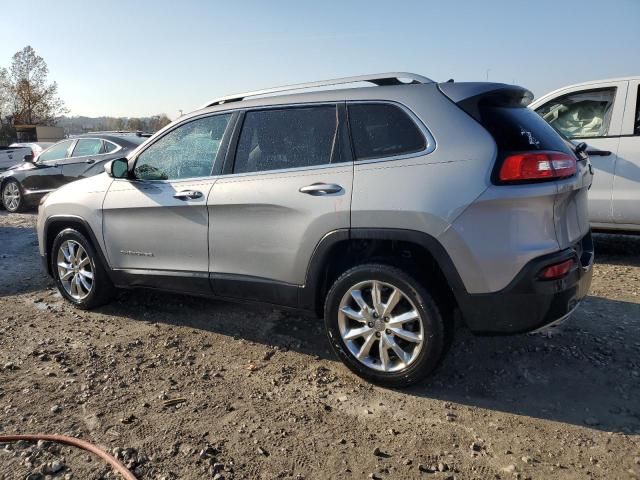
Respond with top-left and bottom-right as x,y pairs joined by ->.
56,114 -> 172,136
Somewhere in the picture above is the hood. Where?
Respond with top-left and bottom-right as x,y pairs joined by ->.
48,171 -> 114,200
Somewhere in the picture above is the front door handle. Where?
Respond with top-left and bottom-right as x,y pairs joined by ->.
85,158 -> 95,164
299,183 -> 343,196
173,190 -> 203,200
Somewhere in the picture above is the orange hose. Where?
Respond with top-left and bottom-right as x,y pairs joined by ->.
0,434 -> 137,480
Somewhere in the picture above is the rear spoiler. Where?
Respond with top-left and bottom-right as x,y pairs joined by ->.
438,82 -> 534,121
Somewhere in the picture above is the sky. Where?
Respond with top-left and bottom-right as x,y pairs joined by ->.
1,0 -> 638,119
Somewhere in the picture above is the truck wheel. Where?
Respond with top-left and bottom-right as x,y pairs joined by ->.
324,264 -> 445,388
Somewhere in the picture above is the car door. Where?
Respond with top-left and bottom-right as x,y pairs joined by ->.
102,112 -> 235,294
533,80 -> 628,225
21,139 -> 74,193
62,138 -> 105,183
209,104 -> 352,304
611,79 -> 640,227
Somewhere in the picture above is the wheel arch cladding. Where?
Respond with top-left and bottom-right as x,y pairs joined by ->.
43,216 -> 109,278
303,228 -> 465,319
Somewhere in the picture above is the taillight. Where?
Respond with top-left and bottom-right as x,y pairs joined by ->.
539,258 -> 575,280
499,151 -> 576,183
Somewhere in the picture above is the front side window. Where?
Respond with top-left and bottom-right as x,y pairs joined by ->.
233,106 -> 339,174
348,103 -> 426,160
71,139 -> 103,158
37,140 -> 74,163
134,114 -> 231,180
535,87 -> 616,139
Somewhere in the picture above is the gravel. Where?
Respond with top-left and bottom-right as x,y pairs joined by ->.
0,211 -> 639,479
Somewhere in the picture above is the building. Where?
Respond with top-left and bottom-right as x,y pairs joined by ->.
15,125 -> 65,142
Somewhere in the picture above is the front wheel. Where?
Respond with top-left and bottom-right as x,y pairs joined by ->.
2,179 -> 25,213
324,264 -> 445,388
51,228 -> 115,309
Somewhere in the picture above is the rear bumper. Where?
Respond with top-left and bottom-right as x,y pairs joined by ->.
457,231 -> 594,334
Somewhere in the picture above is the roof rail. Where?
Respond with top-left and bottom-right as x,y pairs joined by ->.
200,72 -> 433,109
84,130 -> 151,137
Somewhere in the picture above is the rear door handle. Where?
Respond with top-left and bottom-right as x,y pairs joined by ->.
173,190 -> 203,200
85,158 -> 95,164
299,183 -> 343,196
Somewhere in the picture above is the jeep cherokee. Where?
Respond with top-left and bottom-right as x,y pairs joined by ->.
37,73 -> 594,387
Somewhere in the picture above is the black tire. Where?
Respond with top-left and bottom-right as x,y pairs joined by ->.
51,228 -> 115,309
324,264 -> 445,388
2,179 -> 25,213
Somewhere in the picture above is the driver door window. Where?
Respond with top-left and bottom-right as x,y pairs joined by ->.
37,140 -> 74,164
134,114 -> 231,180
535,88 -> 616,139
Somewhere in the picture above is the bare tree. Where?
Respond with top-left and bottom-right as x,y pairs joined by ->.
148,114 -> 171,132
6,46 -> 66,125
126,117 -> 144,131
0,67 -> 11,124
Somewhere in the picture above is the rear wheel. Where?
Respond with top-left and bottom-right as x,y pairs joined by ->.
51,228 -> 115,309
2,180 -> 24,213
324,264 -> 445,388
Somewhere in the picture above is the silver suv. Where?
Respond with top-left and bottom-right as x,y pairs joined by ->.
37,73 -> 594,387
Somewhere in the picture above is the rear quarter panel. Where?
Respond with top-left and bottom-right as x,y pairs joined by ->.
351,85 -> 496,236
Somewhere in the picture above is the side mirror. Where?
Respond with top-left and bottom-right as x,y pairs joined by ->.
23,154 -> 34,163
105,158 -> 129,178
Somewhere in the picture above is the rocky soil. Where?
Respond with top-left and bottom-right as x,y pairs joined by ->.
0,210 -> 639,479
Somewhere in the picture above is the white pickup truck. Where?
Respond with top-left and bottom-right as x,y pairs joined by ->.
531,76 -> 640,233
0,142 -> 53,172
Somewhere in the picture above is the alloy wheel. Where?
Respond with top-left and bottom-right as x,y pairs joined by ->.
337,280 -> 424,372
2,182 -> 21,211
56,240 -> 94,300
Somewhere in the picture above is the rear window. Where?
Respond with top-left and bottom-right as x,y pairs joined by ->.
127,136 -> 148,146
348,103 -> 426,160
477,105 -> 572,154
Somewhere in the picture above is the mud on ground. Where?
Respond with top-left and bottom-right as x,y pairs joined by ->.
0,211 -> 639,479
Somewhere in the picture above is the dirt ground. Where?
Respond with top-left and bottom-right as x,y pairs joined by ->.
0,210 -> 638,480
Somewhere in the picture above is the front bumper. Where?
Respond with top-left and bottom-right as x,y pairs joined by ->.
457,231 -> 594,334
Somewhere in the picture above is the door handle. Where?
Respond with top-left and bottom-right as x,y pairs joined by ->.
299,183 -> 343,196
85,158 -> 95,164
586,150 -> 612,156
173,190 -> 203,200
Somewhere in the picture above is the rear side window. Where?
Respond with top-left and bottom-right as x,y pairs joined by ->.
477,105 -> 572,154
71,139 -> 103,157
104,141 -> 119,153
234,106 -> 339,174
348,103 -> 426,160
